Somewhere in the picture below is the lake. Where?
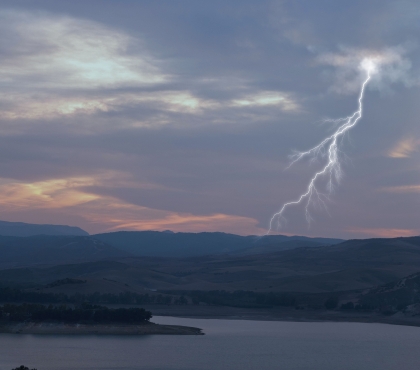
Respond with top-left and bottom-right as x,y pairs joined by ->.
0,316 -> 419,370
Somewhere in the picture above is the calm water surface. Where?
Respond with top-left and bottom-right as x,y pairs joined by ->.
0,316 -> 419,370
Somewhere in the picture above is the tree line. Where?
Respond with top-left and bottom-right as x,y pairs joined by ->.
0,287 -> 172,305
0,286 -> 383,311
0,287 -> 297,308
0,303 -> 152,323
171,290 -> 297,308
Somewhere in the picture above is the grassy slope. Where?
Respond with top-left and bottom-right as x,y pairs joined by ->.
0,236 -> 419,295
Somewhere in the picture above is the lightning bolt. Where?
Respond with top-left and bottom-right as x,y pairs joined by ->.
267,61 -> 374,235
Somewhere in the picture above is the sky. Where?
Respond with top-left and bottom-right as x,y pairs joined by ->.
0,0 -> 419,238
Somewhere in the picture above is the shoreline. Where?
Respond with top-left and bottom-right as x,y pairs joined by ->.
0,321 -> 203,335
144,305 -> 420,328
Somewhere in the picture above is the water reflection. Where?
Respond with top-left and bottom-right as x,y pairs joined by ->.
0,317 -> 418,370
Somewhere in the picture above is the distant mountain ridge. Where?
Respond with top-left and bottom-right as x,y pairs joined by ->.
0,224 -> 343,266
0,220 -> 88,237
93,231 -> 343,258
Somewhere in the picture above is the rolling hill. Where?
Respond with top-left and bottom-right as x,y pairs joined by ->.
0,235 -> 129,269
0,235 -> 418,296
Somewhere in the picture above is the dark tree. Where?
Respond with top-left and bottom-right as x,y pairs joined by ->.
324,297 -> 339,310
340,302 -> 354,310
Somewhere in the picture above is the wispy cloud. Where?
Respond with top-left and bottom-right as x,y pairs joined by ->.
0,10 -> 166,89
381,184 -> 420,193
231,91 -> 299,111
0,10 -> 170,123
388,137 -> 420,158
347,227 -> 418,238
0,91 -> 218,120
0,10 -> 298,125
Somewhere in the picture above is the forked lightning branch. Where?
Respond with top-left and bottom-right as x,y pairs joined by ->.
267,58 -> 377,235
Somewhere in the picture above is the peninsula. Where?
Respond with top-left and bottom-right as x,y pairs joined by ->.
0,303 -> 203,335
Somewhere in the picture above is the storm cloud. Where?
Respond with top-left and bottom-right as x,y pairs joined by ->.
0,0 -> 418,238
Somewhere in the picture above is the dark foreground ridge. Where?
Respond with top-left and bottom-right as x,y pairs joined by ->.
0,231 -> 419,328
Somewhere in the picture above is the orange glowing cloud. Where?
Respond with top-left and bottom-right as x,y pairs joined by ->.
347,227 -> 418,238
388,138 -> 420,158
0,174 -> 264,235
0,177 -> 99,209
381,184 -> 420,193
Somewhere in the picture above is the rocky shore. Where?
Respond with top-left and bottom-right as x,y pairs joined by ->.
0,321 -> 203,335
